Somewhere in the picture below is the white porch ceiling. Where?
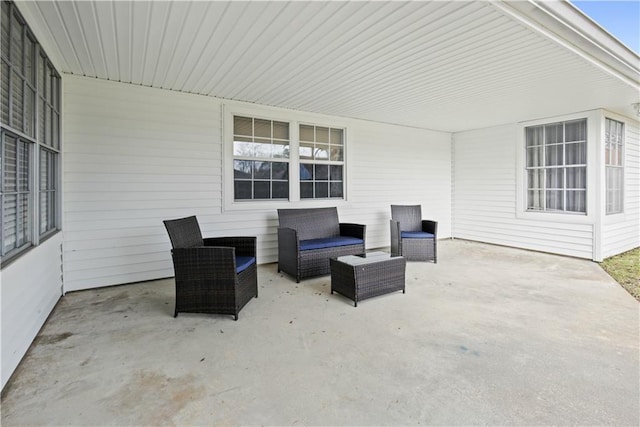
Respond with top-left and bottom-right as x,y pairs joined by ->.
16,0 -> 640,132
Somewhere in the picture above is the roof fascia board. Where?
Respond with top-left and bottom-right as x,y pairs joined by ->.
490,0 -> 640,90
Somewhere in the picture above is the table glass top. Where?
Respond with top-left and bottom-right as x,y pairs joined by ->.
334,251 -> 401,266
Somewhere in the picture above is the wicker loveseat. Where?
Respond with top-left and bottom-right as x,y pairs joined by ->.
277,207 -> 366,282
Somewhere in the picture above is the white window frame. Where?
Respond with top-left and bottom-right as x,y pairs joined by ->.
231,115 -> 292,202
298,122 -> 345,200
516,110 -> 599,224
600,110 -> 631,227
222,101 -> 350,212
1,132 -> 33,259
604,117 -> 624,215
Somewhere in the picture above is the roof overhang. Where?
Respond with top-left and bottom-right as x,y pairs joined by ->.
493,1 -> 639,91
15,0 -> 640,132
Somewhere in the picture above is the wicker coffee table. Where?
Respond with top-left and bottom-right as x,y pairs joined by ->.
330,252 -> 406,307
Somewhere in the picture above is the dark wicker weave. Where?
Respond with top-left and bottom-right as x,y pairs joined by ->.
330,252 -> 406,307
277,207 -> 366,282
390,205 -> 438,262
163,216 -> 258,320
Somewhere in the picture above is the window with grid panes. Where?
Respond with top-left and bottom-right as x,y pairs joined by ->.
525,119 -> 587,214
233,116 -> 290,200
39,148 -> 57,233
1,0 -> 60,262
299,124 -> 344,199
1,133 -> 31,256
605,118 -> 624,215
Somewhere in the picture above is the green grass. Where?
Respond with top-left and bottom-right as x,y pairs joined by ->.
599,247 -> 640,301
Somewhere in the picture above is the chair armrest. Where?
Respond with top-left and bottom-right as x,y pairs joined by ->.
339,223 -> 366,241
171,246 -> 237,279
278,227 -> 299,252
204,237 -> 256,257
421,220 -> 438,236
390,219 -> 400,242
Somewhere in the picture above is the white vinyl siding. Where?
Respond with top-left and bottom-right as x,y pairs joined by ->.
1,233 -> 62,390
63,76 -> 222,291
454,125 -> 594,259
0,0 -> 64,392
63,76 -> 452,290
347,121 -> 452,249
602,119 -> 640,258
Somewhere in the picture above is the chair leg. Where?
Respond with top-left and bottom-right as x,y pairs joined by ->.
234,314 -> 238,321
434,240 -> 438,263
174,310 -> 178,318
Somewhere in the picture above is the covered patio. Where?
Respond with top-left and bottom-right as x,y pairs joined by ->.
2,240 -> 638,425
2,0 -> 639,418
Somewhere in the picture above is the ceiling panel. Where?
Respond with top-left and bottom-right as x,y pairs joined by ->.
16,0 -> 640,132
92,1 -> 118,80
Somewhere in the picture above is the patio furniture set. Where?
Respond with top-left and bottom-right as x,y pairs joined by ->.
163,205 -> 437,319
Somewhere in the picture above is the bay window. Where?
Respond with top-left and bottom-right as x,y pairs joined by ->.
525,119 -> 587,214
605,118 -> 624,215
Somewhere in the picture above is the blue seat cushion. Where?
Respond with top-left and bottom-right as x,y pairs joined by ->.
300,236 -> 363,251
236,256 -> 256,274
401,231 -> 434,239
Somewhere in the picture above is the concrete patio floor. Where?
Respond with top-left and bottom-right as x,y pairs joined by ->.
1,239 -> 638,426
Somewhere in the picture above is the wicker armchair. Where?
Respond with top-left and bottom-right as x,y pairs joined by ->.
163,216 -> 257,320
390,205 -> 437,262
277,207 -> 366,282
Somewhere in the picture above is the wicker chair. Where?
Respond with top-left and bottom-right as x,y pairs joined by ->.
277,207 -> 366,282
163,216 -> 257,320
390,205 -> 437,262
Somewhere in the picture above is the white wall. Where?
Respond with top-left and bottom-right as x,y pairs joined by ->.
63,75 -> 452,291
601,116 -> 640,258
63,77 -> 222,291
347,120 -> 451,248
453,124 -> 595,259
1,234 -> 63,389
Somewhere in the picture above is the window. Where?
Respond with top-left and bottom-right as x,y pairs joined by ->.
37,51 -> 60,150
1,133 -> 30,257
233,116 -> 290,200
605,118 -> 624,214
39,148 -> 57,234
231,113 -> 346,203
525,119 -> 587,214
1,0 -> 60,262
299,124 -> 344,199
